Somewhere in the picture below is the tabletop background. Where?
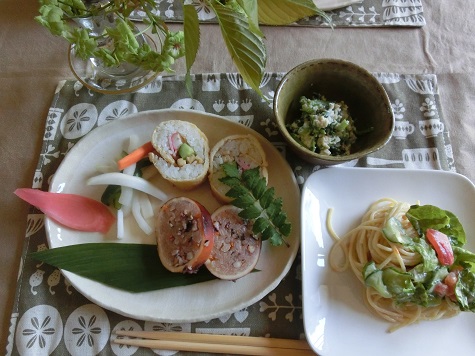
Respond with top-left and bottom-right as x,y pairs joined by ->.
1,1 -> 475,353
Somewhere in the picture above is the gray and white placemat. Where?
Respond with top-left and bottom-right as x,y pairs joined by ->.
6,71 -> 451,355
131,0 -> 426,28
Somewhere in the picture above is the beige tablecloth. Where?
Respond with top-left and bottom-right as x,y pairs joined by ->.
1,0 -> 475,353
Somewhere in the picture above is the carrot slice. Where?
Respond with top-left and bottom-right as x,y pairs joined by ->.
117,141 -> 155,171
14,188 -> 115,234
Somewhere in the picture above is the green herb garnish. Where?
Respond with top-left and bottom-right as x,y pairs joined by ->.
100,156 -> 152,209
219,162 -> 292,247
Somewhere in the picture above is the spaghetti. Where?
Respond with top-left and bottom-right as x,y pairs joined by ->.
328,198 -> 460,332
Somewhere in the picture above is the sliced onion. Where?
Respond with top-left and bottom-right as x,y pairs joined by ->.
127,134 -> 140,152
87,173 -> 169,201
137,191 -> 154,219
118,162 -> 136,208
95,162 -> 119,174
116,208 -> 124,239
132,193 -> 153,235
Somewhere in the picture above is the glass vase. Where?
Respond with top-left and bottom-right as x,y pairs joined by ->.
69,2 -> 158,94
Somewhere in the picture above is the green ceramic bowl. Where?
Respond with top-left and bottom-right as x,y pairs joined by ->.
273,58 -> 394,165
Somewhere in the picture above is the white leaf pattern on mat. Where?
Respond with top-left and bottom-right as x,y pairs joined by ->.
260,118 -> 278,137
60,103 -> 98,139
391,99 -> 406,120
339,5 -> 379,23
98,101 -> 138,126
40,144 -> 60,166
26,214 -> 44,238
64,304 -> 110,355
392,99 -> 415,140
259,293 -> 301,322
111,320 -> 142,356
143,321 -> 191,355
15,305 -> 63,355
420,97 -> 437,117
170,98 -> 205,111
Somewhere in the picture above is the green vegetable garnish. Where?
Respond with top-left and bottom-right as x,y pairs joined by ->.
287,95 -> 357,156
364,204 -> 475,312
178,143 -> 195,159
382,217 -> 413,245
100,184 -> 122,209
406,204 -> 466,246
219,162 -> 292,247
100,156 -> 152,209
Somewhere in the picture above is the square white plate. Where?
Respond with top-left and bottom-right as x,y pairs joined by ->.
301,167 -> 475,355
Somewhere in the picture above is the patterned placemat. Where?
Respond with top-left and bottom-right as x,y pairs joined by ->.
131,0 -> 426,28
6,71 -> 452,355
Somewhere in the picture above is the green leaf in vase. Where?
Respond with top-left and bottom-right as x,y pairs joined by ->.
210,1 -> 266,96
237,0 -> 264,37
29,243 -> 217,293
183,3 -> 200,95
257,0 -> 331,25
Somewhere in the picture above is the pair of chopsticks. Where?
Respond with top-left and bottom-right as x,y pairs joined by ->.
113,330 -> 315,355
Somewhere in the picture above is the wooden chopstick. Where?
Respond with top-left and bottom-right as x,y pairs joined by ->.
113,331 -> 315,355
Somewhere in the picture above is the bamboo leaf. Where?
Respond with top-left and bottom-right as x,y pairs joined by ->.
29,243 -> 217,293
257,0 -> 330,25
211,1 -> 266,96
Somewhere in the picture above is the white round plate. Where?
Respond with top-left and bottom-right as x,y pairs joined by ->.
301,167 -> 475,355
46,109 -> 300,323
